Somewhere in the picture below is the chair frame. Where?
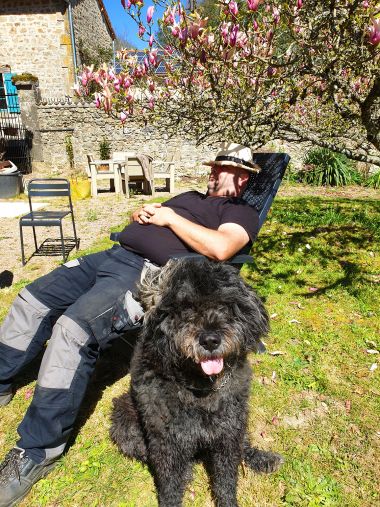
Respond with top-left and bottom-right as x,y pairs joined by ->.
86,154 -> 121,197
113,151 -> 154,197
19,178 -> 79,265
152,149 -> 179,194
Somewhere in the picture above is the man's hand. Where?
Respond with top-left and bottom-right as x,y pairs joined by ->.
132,203 -> 176,227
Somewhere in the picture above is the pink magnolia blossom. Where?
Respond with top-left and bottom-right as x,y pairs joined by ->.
221,22 -> 230,44
229,24 -> 240,47
229,1 -> 238,16
171,24 -> 180,37
148,97 -> 155,110
297,0 -> 303,9
148,49 -> 158,66
146,5 -> 154,24
272,6 -> 280,25
253,19 -> 259,30
163,7 -> 175,25
235,29 -> 248,48
138,24 -> 145,37
362,1 -> 369,7
179,27 -> 188,44
104,89 -> 113,112
149,34 -> 154,47
368,18 -> 380,46
120,111 -> 127,123
148,80 -> 155,92
123,77 -> 133,88
247,0 -> 259,11
164,45 -> 174,55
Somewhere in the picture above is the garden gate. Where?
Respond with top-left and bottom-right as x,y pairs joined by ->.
0,72 -> 32,173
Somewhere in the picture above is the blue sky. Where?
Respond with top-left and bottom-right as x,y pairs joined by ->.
103,0 -> 164,49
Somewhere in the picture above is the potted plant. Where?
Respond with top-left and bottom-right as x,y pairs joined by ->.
65,135 -> 91,200
98,138 -> 111,171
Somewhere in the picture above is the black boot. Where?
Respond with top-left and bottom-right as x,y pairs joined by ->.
0,447 -> 57,507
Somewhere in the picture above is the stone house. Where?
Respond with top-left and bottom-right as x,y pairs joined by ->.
0,0 -> 115,99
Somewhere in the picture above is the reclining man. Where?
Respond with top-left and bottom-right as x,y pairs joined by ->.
0,143 -> 261,506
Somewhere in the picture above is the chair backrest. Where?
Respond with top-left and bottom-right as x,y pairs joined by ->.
27,178 -> 73,212
114,152 -> 145,178
113,151 -> 128,161
241,152 -> 290,230
85,154 -> 94,176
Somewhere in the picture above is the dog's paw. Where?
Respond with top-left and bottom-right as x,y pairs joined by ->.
243,448 -> 284,474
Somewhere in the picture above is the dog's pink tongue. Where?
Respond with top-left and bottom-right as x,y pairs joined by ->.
200,358 -> 224,375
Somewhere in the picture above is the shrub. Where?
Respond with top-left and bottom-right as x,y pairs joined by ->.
99,138 -> 111,160
300,148 -> 360,186
365,171 -> 380,189
284,161 -> 300,184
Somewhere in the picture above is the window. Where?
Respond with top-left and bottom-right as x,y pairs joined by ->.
0,74 -> 7,110
0,73 -> 20,113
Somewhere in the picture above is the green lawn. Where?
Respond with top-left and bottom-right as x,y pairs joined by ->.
0,195 -> 379,506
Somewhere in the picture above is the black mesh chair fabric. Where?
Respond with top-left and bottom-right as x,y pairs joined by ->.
241,153 -> 290,228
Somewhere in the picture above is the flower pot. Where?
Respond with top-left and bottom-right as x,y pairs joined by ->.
69,178 -> 91,200
3,127 -> 18,136
0,171 -> 22,198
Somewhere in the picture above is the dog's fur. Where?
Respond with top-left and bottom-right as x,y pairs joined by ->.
110,259 -> 283,507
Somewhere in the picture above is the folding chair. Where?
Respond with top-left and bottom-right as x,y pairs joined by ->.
109,152 -> 290,264
19,178 -> 79,265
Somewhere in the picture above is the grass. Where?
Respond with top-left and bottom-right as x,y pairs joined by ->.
0,195 -> 379,506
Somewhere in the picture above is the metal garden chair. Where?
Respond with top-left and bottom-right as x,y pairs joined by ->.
19,178 -> 79,265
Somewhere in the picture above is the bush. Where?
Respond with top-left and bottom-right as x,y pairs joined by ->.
365,171 -> 380,189
300,148 -> 360,186
283,161 -> 300,184
99,138 -> 111,160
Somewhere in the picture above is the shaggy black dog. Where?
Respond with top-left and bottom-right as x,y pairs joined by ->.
110,259 -> 283,507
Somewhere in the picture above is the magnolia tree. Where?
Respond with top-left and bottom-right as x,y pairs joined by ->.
77,0 -> 380,166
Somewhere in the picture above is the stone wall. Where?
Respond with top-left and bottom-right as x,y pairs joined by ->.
0,0 -> 114,98
0,0 -> 73,97
36,100 -> 217,177
72,0 -> 114,66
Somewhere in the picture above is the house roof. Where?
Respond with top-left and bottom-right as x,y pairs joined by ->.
115,50 -> 173,76
63,0 -> 116,40
96,0 -> 116,40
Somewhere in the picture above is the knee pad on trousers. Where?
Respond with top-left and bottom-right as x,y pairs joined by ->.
0,288 -> 51,352
37,315 -> 92,390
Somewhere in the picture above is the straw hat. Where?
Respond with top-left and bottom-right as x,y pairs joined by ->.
204,142 -> 260,173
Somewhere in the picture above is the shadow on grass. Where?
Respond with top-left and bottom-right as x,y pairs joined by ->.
247,196 -> 379,297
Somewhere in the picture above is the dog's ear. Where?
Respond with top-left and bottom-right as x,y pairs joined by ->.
232,281 -> 269,352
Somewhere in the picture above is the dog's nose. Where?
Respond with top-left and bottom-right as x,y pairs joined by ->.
199,332 -> 221,352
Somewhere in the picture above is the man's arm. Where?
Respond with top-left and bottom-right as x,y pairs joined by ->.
133,203 -> 249,261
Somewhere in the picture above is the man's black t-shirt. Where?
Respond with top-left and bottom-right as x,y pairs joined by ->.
119,191 -> 259,265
